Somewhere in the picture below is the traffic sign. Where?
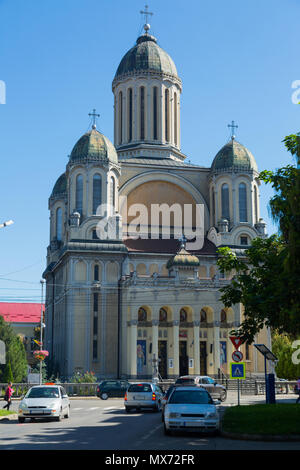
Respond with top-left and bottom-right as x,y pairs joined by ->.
230,362 -> 246,379
232,350 -> 243,362
229,336 -> 243,350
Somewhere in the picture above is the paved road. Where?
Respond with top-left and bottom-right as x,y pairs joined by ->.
1,393 -> 299,451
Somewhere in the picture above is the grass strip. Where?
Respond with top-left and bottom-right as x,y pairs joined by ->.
222,404 -> 300,435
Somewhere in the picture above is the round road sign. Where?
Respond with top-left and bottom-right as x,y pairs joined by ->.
232,350 -> 243,362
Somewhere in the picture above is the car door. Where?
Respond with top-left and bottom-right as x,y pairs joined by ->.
202,378 -> 215,396
60,387 -> 68,414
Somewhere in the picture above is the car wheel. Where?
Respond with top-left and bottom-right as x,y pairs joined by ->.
64,405 -> 70,419
125,406 -> 131,413
220,391 -> 227,402
18,417 -> 25,423
100,392 -> 109,400
55,409 -> 62,421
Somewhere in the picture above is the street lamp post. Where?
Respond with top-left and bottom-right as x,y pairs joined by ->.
39,279 -> 46,385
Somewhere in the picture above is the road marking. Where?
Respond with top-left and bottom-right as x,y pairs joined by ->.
89,407 -> 100,410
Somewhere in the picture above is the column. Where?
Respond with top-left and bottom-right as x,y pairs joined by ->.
213,321 -> 220,377
152,319 -> 159,375
193,321 -> 200,375
130,320 -> 137,378
172,320 -> 179,377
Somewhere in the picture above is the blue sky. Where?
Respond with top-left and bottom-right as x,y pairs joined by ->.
0,0 -> 299,302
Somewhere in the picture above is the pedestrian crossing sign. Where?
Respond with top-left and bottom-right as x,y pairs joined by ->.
230,362 -> 246,379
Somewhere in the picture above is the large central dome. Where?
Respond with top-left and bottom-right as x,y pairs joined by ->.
114,33 -> 178,82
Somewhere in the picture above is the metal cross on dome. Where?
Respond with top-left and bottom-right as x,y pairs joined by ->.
228,120 -> 238,139
140,4 -> 153,28
89,108 -> 100,129
179,234 -> 187,249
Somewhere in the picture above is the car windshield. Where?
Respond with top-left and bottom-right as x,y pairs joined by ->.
128,384 -> 152,393
26,387 -> 60,399
205,377 -> 215,384
169,390 -> 213,405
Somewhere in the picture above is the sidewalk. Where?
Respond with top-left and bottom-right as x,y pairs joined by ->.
224,391 -> 298,407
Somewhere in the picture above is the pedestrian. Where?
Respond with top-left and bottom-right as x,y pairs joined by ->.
296,377 -> 300,404
3,382 -> 14,411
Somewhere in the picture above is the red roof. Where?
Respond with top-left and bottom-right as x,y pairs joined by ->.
0,303 -> 43,324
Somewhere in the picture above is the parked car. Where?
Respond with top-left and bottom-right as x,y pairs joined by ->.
97,380 -> 129,400
175,375 -> 227,402
163,386 -> 220,435
18,385 -> 70,423
124,382 -> 164,412
194,376 -> 227,402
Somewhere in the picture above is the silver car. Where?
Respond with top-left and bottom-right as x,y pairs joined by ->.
124,382 -> 164,412
175,375 -> 227,402
163,386 -> 220,435
18,385 -> 70,423
194,376 -> 227,402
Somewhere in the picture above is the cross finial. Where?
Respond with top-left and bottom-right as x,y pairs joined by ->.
140,5 -> 153,33
228,120 -> 238,139
179,234 -> 187,250
89,108 -> 100,129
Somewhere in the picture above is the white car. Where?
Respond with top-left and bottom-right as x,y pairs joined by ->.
163,386 -> 220,435
18,385 -> 70,423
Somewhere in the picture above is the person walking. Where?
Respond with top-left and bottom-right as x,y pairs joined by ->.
296,377 -> 300,404
3,382 -> 14,410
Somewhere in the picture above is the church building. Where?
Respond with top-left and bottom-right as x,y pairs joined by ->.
43,18 -> 269,380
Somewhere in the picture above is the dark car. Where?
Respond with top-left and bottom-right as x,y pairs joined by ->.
97,380 -> 129,400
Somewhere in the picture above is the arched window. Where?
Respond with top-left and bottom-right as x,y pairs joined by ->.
94,264 -> 99,281
221,183 -> 230,220
180,308 -> 187,323
254,185 -> 258,224
75,174 -> 83,214
56,207 -> 62,241
239,183 -> 247,222
128,88 -> 133,142
153,86 -> 158,140
200,309 -> 207,323
138,307 -> 147,322
92,174 -> 102,214
212,189 -> 216,225
110,175 -> 115,210
220,309 -> 227,323
140,86 -> 145,140
174,92 -> 177,146
118,91 -> 123,145
165,88 -> 169,142
159,308 -> 168,322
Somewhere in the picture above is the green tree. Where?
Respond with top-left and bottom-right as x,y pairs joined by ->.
272,333 -> 300,380
217,132 -> 300,343
2,361 -> 13,383
0,315 -> 28,382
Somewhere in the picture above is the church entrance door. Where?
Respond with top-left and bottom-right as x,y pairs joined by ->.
179,341 -> 188,376
158,340 -> 167,379
200,341 -> 207,376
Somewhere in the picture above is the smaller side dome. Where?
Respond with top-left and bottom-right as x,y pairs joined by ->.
69,128 -> 118,165
51,173 -> 67,198
166,248 -> 200,269
211,138 -> 258,173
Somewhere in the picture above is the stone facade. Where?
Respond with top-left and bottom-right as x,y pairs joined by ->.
44,25 -> 269,380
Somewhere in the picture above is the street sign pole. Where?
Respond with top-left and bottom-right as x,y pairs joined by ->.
238,379 -> 240,406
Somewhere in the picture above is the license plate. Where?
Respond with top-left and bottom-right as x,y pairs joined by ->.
133,396 -> 144,400
30,410 -> 42,414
